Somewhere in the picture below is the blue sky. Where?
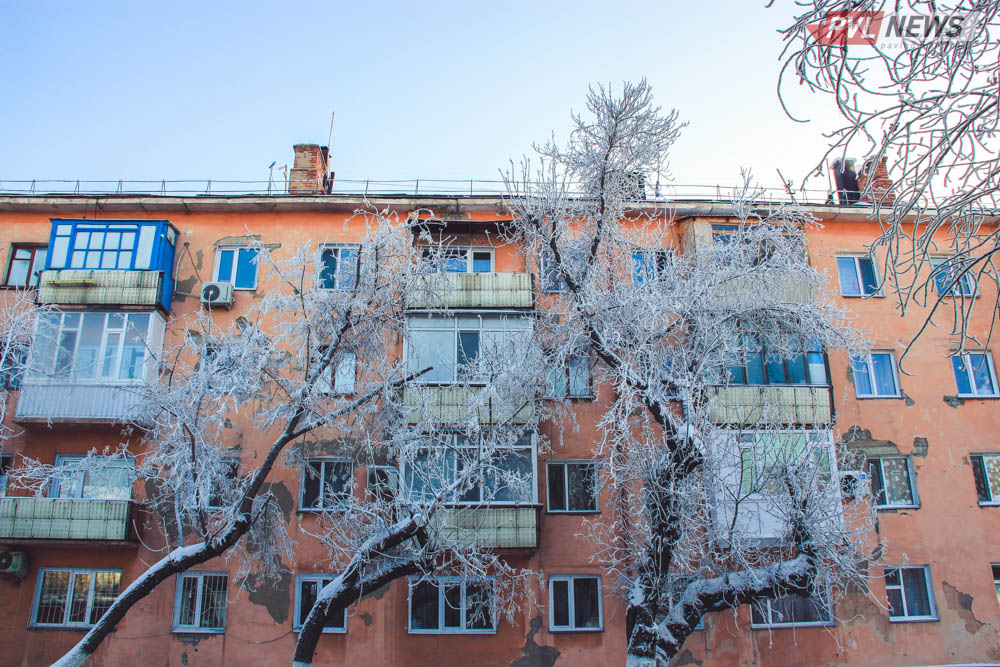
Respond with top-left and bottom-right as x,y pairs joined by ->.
0,1 -> 844,195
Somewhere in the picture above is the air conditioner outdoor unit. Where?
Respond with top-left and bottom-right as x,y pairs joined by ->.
200,282 -> 234,309
0,551 -> 26,576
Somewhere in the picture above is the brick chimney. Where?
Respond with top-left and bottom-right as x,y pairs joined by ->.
288,144 -> 331,194
858,156 -> 895,205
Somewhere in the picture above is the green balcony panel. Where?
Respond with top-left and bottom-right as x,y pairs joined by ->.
0,498 -> 133,544
403,386 -> 535,425
38,269 -> 165,309
437,506 -> 538,549
406,273 -> 533,309
708,385 -> 832,426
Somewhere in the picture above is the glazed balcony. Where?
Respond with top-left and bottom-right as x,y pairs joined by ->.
0,498 -> 135,546
406,273 -> 534,309
437,505 -> 539,549
37,269 -> 166,310
708,385 -> 833,426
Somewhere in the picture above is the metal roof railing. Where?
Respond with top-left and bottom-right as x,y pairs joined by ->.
0,178 -> 841,205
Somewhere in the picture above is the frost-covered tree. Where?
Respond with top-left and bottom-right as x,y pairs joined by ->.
504,80 -> 875,664
0,289 -> 49,446
776,1 -> 1000,357
14,207 -> 539,667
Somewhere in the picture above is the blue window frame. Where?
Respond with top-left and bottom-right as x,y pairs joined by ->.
46,219 -> 177,310
31,568 -> 122,628
173,572 -> 228,633
632,249 -> 670,285
294,575 -> 347,632
214,246 -> 259,290
930,258 -> 975,297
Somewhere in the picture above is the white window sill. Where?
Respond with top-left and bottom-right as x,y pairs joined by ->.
875,504 -> 920,511
840,293 -> 884,298
751,621 -> 835,629
549,626 -> 603,633
407,628 -> 496,635
546,508 -> 600,515
956,393 -> 1000,399
976,501 -> 1000,507
293,627 -> 346,634
888,616 -> 938,624
854,394 -> 902,399
29,623 -> 93,631
172,627 -> 225,634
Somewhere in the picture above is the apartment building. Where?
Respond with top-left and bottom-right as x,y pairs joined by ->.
0,146 -> 997,666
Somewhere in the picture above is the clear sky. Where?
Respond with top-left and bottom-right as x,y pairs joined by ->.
0,1 -> 845,196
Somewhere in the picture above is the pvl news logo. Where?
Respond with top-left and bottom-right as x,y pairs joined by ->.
805,11 -> 983,47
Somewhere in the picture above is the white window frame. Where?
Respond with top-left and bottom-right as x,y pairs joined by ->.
930,257 -> 976,297
401,431 -> 538,506
631,248 -> 671,285
293,574 -> 347,633
852,351 -> 901,398
299,458 -> 353,511
750,585 -> 834,628
317,350 -> 356,395
548,575 -> 603,632
867,455 -> 920,509
366,464 -> 398,500
202,457 -> 240,510
317,243 -> 360,290
404,313 -> 532,384
29,310 -> 164,385
213,244 -> 258,290
992,564 -> 1000,611
420,246 -> 494,274
970,453 -> 1000,506
546,461 -> 599,513
546,355 -> 593,399
173,571 -> 229,633
51,454 -> 133,500
836,255 -> 882,297
952,352 -> 999,397
885,565 -> 938,622
30,567 -> 122,628
0,452 -> 10,496
407,576 -> 497,634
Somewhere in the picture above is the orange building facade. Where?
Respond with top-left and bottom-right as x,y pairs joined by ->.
0,147 -> 998,666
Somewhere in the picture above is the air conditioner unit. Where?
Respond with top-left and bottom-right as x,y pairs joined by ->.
840,470 -> 868,499
200,282 -> 234,309
0,551 -> 26,576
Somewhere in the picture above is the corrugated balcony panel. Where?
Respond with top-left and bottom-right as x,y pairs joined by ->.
715,275 -> 814,307
437,506 -> 538,549
0,498 -> 132,543
37,269 -> 164,309
403,385 -> 535,425
406,273 -> 534,309
15,382 -> 145,424
707,385 -> 833,425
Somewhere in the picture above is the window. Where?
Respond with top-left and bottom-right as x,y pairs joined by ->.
205,458 -> 240,509
992,564 -> 1000,611
4,244 -> 47,288
214,245 -> 259,290
408,577 -> 495,633
837,256 -> 880,297
294,575 -> 347,632
930,257 -> 975,297
317,351 -> 356,394
885,566 -> 937,621
867,456 -> 919,508
970,454 -> 1000,505
406,314 -> 532,384
31,568 -> 121,628
851,352 -> 900,397
632,249 -> 670,285
547,355 -> 592,398
367,465 -> 398,502
751,588 -> 833,627
319,244 -> 358,290
174,572 -> 228,632
738,432 -> 832,496
403,432 -> 535,505
711,224 -> 803,265
29,311 -> 161,383
48,220 -> 175,272
0,453 -> 11,496
540,248 -> 567,293
421,246 -> 492,274
52,455 -> 133,500
1,344 -> 26,390
952,353 -> 998,397
547,462 -> 598,513
549,575 -> 602,631
728,340 -> 828,386
301,459 -> 352,510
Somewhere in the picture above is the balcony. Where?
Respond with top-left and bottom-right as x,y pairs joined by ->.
713,275 -> 814,307
38,269 -> 165,309
708,385 -> 833,426
403,385 -> 536,425
406,273 -> 534,309
0,498 -> 135,545
16,382 -> 145,424
437,505 -> 539,549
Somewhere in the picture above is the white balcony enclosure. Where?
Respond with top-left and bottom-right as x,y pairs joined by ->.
16,310 -> 165,424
